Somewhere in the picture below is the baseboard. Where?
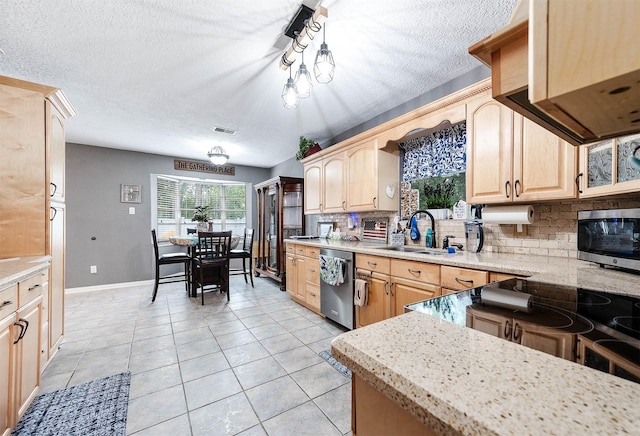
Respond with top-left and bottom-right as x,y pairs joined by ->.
65,279 -> 154,294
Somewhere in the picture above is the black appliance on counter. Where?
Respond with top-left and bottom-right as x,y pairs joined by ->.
406,278 -> 640,384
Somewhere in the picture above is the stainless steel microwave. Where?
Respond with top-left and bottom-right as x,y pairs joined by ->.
577,208 -> 640,272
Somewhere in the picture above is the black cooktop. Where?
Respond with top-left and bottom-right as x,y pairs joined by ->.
406,278 -> 640,384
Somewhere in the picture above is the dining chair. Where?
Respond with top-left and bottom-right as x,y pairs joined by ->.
229,228 -> 255,287
194,231 -> 232,305
186,228 -> 197,234
151,229 -> 191,302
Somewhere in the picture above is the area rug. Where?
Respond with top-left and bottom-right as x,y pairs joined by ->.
11,372 -> 131,436
319,350 -> 352,379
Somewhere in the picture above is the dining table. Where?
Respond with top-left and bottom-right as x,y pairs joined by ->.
168,234 -> 240,297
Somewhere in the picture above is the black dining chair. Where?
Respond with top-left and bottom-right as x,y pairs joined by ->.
229,228 -> 255,287
151,229 -> 191,302
194,231 -> 232,305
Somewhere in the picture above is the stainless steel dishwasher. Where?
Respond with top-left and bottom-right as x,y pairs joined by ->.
319,248 -> 354,330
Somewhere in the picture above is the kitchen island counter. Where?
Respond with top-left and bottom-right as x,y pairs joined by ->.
331,310 -> 640,435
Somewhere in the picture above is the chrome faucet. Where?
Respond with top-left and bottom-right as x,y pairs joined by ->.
407,210 -> 436,248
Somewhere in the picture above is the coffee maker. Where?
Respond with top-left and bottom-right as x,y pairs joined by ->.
464,221 -> 484,253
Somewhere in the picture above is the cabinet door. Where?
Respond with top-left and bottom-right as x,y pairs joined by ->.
304,161 -> 322,214
14,297 -> 41,422
466,307 -> 510,340
0,316 -> 14,436
513,116 -> 577,201
49,203 -> 65,356
285,255 -> 297,297
295,256 -> 306,301
466,99 -> 514,204
356,272 -> 388,328
347,140 -> 379,210
46,102 -> 65,202
440,266 -> 488,292
322,153 -> 347,212
0,84 -> 47,258
392,278 -> 440,317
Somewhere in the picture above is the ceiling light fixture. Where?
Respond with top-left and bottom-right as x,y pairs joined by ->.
314,26 -> 335,84
207,146 -> 229,165
279,5 -> 328,71
282,66 -> 298,109
294,51 -> 312,98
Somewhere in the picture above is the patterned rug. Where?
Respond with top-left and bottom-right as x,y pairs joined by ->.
319,350 -> 352,379
11,372 -> 131,436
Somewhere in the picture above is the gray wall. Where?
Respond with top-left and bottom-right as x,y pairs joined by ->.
66,143 -> 271,288
269,156 -> 304,178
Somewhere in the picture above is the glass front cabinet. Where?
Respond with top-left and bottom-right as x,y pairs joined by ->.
254,176 -> 304,289
578,133 -> 640,197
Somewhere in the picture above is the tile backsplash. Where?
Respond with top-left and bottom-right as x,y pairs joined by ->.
306,196 -> 639,257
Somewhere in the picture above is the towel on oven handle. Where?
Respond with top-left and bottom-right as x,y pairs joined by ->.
354,279 -> 368,306
319,254 -> 345,286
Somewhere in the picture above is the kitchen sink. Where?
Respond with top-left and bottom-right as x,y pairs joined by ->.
378,246 -> 449,255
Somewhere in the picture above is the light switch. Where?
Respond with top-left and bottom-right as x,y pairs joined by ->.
129,207 -> 135,215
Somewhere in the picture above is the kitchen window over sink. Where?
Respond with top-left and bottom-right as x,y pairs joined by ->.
151,174 -> 248,241
399,121 -> 466,217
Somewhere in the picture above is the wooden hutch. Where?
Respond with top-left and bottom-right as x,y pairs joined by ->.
254,176 -> 304,290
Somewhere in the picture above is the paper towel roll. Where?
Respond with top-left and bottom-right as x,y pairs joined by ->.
482,288 -> 533,313
481,205 -> 534,225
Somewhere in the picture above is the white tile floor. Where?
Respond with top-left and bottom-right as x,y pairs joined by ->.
40,275 -> 352,435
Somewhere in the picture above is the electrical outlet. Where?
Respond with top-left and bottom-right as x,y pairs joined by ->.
129,207 -> 135,215
90,265 -> 97,274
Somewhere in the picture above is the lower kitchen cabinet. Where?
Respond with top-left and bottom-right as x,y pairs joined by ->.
355,254 -> 390,328
441,265 -> 488,295
352,374 -> 437,436
466,306 -> 575,360
0,314 -> 13,436
14,296 -> 42,422
285,243 -> 322,314
577,335 -> 640,383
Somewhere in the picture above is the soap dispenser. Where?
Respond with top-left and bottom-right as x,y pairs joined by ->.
425,228 -> 433,248
410,217 -> 420,241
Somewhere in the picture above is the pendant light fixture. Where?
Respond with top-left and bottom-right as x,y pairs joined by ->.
207,146 -> 229,165
314,26 -> 335,84
294,51 -> 313,98
282,66 -> 298,109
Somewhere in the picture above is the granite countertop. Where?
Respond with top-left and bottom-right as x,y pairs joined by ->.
331,311 -> 640,435
0,256 -> 51,288
285,238 -> 640,297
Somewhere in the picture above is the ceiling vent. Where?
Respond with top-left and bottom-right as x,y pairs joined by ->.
213,127 -> 236,135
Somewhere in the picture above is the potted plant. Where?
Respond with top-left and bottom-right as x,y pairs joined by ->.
423,179 -> 456,219
296,136 -> 321,160
192,205 -> 211,231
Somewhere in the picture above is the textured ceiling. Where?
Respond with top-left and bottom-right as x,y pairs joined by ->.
0,0 -> 518,168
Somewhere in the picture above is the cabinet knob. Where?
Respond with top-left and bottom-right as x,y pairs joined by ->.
50,182 -> 57,197
575,173 -> 583,194
504,181 -> 511,199
514,180 -> 521,198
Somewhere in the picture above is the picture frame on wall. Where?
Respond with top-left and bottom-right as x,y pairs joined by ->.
121,184 -> 142,203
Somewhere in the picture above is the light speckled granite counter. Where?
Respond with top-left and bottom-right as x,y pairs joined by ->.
286,239 -> 640,297
331,311 -> 640,435
0,256 -> 51,288
286,239 -> 640,433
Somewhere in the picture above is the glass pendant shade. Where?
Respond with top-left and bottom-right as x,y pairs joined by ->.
282,76 -> 298,109
207,146 -> 229,165
314,41 -> 335,84
294,62 -> 313,98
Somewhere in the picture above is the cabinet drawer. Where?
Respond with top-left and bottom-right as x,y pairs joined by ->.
356,254 -> 390,274
295,245 -> 306,255
19,272 -> 47,307
305,259 -> 320,285
306,284 -> 321,310
305,246 -> 320,259
441,266 -> 488,291
286,244 -> 296,254
391,259 -> 440,284
0,283 -> 18,320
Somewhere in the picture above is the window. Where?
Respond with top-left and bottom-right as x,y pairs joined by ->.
152,175 -> 248,240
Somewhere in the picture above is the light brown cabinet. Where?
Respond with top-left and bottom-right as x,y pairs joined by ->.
440,265 -> 488,295
356,256 -> 441,327
577,335 -> 640,384
466,96 -> 577,204
576,134 -> 640,198
303,137 -> 399,214
48,203 -> 65,357
0,313 -> 12,436
284,243 -> 321,314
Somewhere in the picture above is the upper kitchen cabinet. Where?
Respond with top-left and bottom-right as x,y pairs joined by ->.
46,102 -> 66,203
303,137 -> 399,214
469,0 -> 640,145
466,94 -> 577,204
346,138 -> 398,212
577,134 -> 640,198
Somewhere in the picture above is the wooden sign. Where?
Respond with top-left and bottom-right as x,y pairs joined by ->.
174,159 -> 235,176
